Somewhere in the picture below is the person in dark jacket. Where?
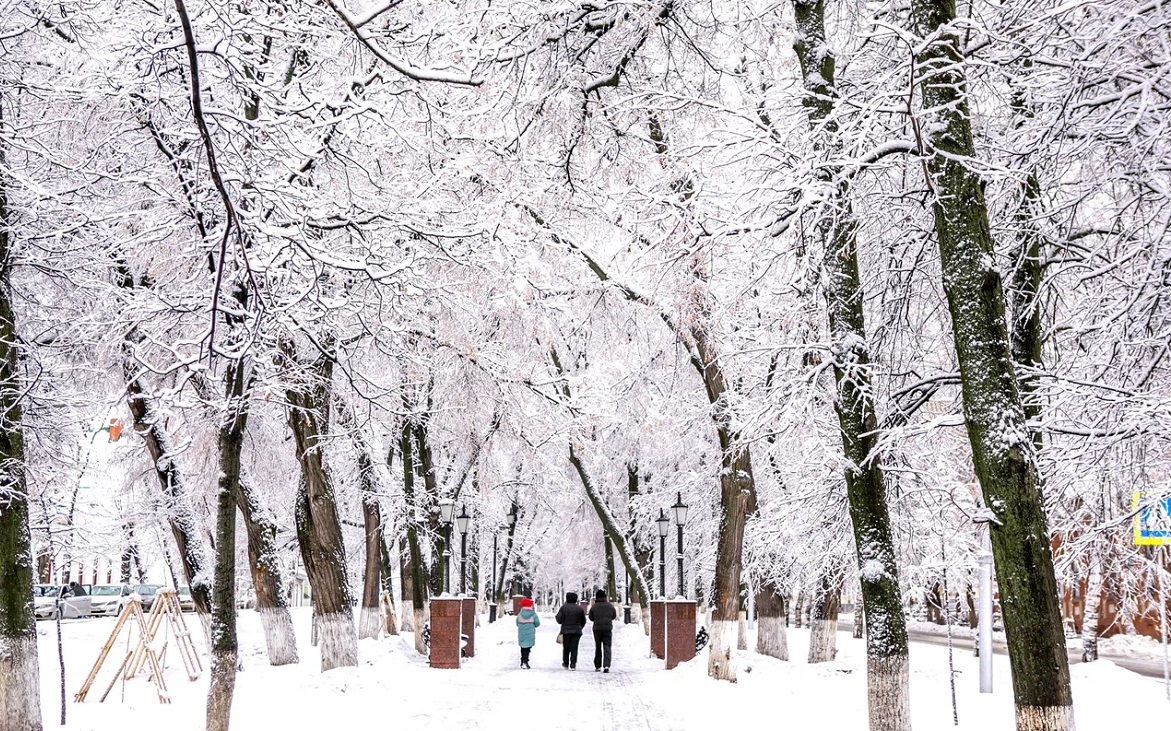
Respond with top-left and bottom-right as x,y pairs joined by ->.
68,581 -> 87,597
588,589 -> 617,672
555,592 -> 587,669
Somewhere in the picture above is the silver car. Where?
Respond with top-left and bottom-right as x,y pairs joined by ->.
88,584 -> 133,616
33,584 -> 93,620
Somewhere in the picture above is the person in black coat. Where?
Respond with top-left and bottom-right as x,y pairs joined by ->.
555,592 -> 587,669
588,589 -> 617,672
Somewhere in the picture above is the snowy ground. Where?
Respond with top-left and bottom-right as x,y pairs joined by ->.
38,607 -> 1169,730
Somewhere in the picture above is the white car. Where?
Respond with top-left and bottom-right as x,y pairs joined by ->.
33,584 -> 93,620
88,584 -> 133,616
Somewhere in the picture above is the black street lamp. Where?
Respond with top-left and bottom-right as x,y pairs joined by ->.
656,509 -> 670,598
672,492 -> 689,597
438,498 -> 454,594
456,505 -> 471,595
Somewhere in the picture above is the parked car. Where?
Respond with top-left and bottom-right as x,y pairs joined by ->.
133,584 -> 163,611
88,584 -> 133,616
176,586 -> 195,612
33,584 -> 93,620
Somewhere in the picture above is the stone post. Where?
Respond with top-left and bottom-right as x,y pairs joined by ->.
665,598 -> 697,670
429,597 -> 462,669
649,599 -> 666,659
461,596 -> 477,658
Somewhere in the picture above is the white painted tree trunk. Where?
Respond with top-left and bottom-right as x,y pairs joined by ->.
1081,560 -> 1103,662
706,619 -> 738,682
257,607 -> 298,666
756,615 -> 788,661
412,607 -> 427,655
358,607 -> 381,641
317,612 -> 358,672
868,655 -> 911,731
0,635 -> 40,731
737,610 -> 747,650
808,617 -> 838,663
1015,706 -> 1075,731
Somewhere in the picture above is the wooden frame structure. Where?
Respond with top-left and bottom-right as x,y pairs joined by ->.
75,589 -> 202,704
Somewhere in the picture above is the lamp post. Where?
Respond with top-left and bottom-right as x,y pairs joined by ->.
672,492 -> 688,597
438,498 -> 454,594
456,505 -> 470,595
656,509 -> 670,598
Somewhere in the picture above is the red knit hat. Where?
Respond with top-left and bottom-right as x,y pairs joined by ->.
521,597 -> 534,608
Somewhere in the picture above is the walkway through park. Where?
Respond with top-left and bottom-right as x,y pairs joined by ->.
37,605 -> 1169,730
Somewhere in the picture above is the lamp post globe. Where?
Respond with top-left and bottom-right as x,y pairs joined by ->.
438,498 -> 454,593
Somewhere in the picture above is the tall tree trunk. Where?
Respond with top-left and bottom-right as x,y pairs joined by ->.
412,419 -> 446,597
605,535 -> 618,600
357,447 -> 383,640
0,138 -> 41,728
791,2 -> 912,726
283,339 -> 357,672
379,536 -> 398,635
206,329 -> 248,731
1081,556 -> 1103,662
120,522 -> 145,584
911,3 -> 1074,727
755,584 -> 789,661
399,535 -> 415,633
807,575 -> 842,664
400,416 -> 428,654
236,475 -> 298,665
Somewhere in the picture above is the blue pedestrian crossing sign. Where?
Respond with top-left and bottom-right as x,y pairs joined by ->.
1133,492 -> 1171,546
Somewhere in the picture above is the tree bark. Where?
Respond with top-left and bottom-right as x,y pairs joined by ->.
283,339 -> 357,671
206,315 -> 247,731
0,142 -> 41,728
1081,556 -> 1103,662
911,2 -> 1074,727
807,575 -> 841,664
791,2 -> 912,726
604,535 -> 618,601
755,584 -> 788,661
236,475 -> 298,665
399,535 -> 415,633
399,416 -> 428,654
357,446 -> 383,640
379,533 -> 398,635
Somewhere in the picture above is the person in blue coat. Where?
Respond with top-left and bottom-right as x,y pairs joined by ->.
515,597 -> 540,668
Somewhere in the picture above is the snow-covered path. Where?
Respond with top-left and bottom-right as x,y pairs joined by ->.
38,606 -> 1170,730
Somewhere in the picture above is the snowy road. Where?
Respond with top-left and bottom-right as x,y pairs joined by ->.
38,606 -> 1170,730
837,617 -> 1171,679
